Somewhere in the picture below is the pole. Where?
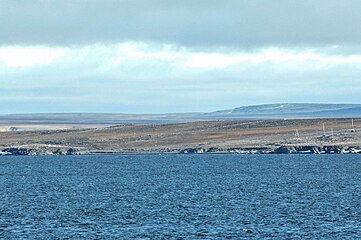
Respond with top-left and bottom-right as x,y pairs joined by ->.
295,129 -> 300,139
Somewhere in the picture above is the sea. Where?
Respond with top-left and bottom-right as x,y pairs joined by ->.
1,154 -> 361,239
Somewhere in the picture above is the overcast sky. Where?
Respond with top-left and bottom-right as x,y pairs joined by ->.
1,0 -> 361,114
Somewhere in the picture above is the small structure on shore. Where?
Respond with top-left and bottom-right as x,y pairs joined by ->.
295,129 -> 301,140
351,119 -> 356,132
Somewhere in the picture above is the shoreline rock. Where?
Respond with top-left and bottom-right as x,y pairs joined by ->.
2,146 -> 361,156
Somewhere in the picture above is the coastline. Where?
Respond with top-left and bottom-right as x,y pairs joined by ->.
1,118 -> 361,156
1,145 -> 361,156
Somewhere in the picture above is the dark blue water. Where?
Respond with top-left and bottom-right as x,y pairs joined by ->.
1,154 -> 361,239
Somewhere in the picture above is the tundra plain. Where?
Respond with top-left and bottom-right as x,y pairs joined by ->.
1,118 -> 360,155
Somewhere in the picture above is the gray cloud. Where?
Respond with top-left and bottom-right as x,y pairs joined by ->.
1,0 -> 361,47
1,44 -> 361,114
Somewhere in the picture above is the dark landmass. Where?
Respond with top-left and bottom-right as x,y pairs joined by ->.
1,118 -> 361,155
208,103 -> 361,119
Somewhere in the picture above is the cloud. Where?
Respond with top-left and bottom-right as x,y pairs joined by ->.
1,0 -> 361,48
1,42 -> 361,113
0,46 -> 67,67
1,1 -> 360,114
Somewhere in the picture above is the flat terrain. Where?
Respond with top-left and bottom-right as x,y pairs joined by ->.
1,118 -> 361,154
2,103 -> 361,132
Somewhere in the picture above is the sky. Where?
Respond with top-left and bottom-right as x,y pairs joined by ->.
1,0 -> 361,114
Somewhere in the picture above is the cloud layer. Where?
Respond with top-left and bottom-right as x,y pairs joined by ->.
1,43 -> 361,113
1,1 -> 360,113
1,0 -> 361,48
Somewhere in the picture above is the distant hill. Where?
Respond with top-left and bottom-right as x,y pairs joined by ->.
205,103 -> 361,119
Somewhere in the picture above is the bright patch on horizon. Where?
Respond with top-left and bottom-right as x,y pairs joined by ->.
1,43 -> 361,70
0,46 -> 67,67
106,43 -> 361,69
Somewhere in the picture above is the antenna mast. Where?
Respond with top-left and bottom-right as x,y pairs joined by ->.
295,129 -> 300,139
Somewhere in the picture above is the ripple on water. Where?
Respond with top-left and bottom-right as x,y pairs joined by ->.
0,154 -> 361,239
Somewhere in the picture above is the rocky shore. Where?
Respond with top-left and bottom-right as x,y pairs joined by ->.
1,145 -> 361,156
0,147 -> 81,156
180,145 -> 361,154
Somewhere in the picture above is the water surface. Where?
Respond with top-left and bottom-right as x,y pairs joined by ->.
1,154 -> 361,239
